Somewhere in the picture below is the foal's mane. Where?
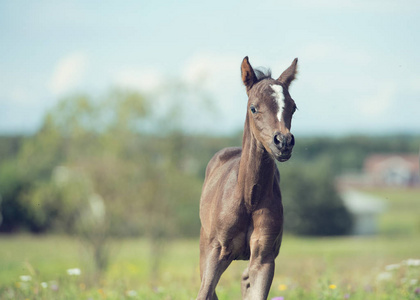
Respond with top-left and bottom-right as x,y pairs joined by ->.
254,67 -> 272,82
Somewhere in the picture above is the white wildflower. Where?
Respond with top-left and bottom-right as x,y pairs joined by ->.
19,275 -> 32,282
41,282 -> 48,288
377,272 -> 392,281
411,279 -> 418,285
385,263 -> 400,271
67,268 -> 81,276
404,259 -> 420,267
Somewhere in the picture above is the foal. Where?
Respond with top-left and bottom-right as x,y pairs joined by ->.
197,56 -> 298,300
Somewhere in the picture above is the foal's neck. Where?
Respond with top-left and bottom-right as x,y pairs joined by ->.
238,115 -> 276,209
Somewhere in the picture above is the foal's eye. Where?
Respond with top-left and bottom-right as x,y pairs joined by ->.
250,105 -> 257,114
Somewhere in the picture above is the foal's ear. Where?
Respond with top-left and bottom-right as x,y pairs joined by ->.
241,56 -> 257,90
278,58 -> 298,88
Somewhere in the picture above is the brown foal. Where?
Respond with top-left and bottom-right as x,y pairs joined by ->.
197,56 -> 298,300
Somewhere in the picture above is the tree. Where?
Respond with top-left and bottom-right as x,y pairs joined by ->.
280,159 -> 353,236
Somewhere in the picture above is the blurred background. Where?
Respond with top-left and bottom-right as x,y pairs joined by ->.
0,1 -> 419,299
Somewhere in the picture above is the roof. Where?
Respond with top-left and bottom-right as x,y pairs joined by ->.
365,154 -> 419,174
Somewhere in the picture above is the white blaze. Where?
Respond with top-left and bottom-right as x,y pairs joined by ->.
271,84 -> 284,122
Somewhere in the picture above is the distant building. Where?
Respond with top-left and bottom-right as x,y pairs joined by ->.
364,154 -> 419,187
337,154 -> 419,235
341,190 -> 385,235
337,153 -> 420,189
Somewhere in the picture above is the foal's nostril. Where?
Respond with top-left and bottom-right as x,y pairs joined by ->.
274,134 -> 282,146
274,133 -> 294,150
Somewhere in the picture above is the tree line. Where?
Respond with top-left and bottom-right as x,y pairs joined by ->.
0,91 -> 418,237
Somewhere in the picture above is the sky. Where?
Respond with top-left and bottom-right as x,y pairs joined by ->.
1,0 -> 420,136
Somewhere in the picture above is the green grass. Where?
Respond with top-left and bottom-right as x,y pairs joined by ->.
1,188 -> 419,299
1,235 -> 419,299
362,187 -> 420,235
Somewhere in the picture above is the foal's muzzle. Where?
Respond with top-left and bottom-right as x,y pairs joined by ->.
271,132 -> 295,162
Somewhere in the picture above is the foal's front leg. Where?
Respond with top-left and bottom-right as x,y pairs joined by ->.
197,237 -> 233,300
246,249 -> 275,300
245,223 -> 280,299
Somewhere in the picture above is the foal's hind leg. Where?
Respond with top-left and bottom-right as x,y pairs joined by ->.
197,231 -> 232,300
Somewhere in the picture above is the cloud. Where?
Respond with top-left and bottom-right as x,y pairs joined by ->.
49,52 -> 88,95
299,42 -> 372,66
181,52 -> 244,110
114,68 -> 163,92
3,87 -> 31,105
180,53 -> 246,132
291,0 -> 420,14
356,84 -> 396,119
110,55 -> 245,134
182,53 -> 240,89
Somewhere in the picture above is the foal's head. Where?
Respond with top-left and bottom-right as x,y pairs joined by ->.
241,56 -> 298,162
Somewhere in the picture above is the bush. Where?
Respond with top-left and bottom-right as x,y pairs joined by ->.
280,160 -> 353,236
0,160 -> 32,232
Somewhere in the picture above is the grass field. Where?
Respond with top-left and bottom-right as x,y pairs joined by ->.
1,188 -> 419,299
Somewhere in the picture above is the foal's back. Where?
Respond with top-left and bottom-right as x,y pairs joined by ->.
200,147 -> 244,232
204,147 -> 242,183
